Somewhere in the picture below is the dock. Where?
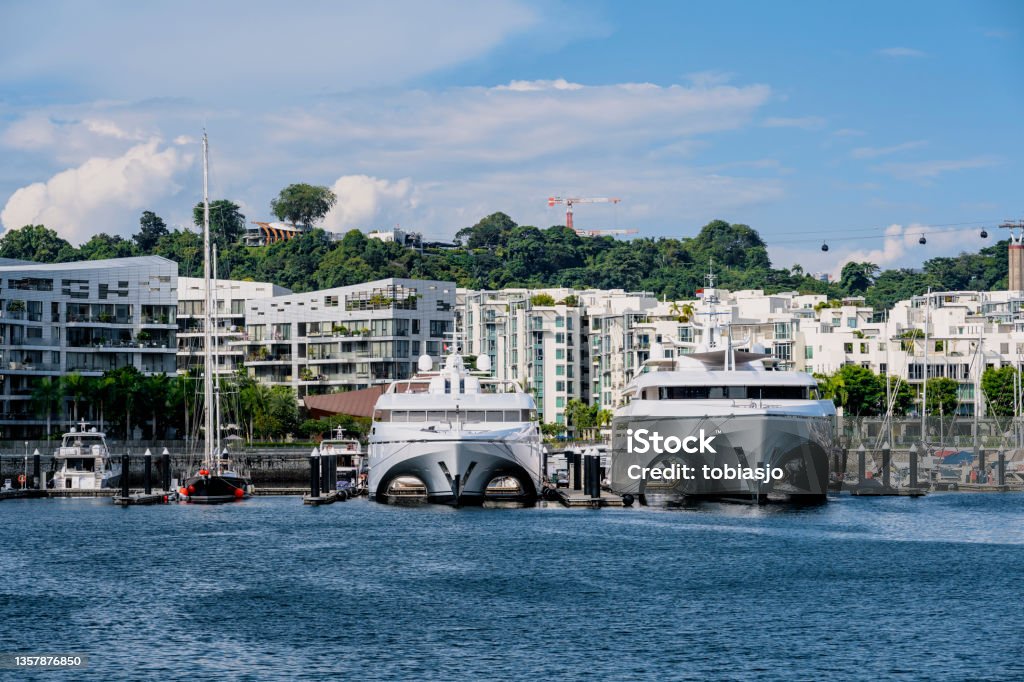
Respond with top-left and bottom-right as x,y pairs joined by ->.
302,490 -> 350,506
112,491 -> 175,506
548,486 -> 626,508
850,486 -> 928,497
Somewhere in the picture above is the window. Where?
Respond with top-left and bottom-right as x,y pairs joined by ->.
555,348 -> 564,360
556,365 -> 565,376
555,397 -> 565,408
860,343 -> 868,354
847,318 -> 857,328
555,333 -> 565,344
844,343 -> 853,353
805,346 -> 813,360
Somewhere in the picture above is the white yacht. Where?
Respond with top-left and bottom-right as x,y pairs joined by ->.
319,427 -> 365,492
368,353 -> 543,505
609,277 -> 837,505
51,422 -> 121,490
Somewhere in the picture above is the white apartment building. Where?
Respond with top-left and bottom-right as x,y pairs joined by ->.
462,288 -> 657,427
177,277 -> 292,376
233,278 -> 455,396
0,256 -> 178,438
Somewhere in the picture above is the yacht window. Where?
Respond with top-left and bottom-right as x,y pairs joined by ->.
465,410 -> 485,422
659,386 -> 710,400
485,410 -> 504,421
427,410 -> 446,422
749,386 -> 809,400
727,386 -> 745,399
709,387 -> 726,399
407,411 -> 426,422
373,409 -> 390,422
504,410 -> 522,422
391,411 -> 408,422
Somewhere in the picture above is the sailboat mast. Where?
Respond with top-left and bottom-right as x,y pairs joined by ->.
201,133 -> 215,469
213,243 -> 222,463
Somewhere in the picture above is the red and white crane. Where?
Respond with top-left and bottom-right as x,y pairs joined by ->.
547,196 -> 635,237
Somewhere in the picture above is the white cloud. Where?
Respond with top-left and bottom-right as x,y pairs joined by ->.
0,0 -> 540,99
873,156 -> 1000,181
494,79 -> 584,92
323,175 -> 418,231
0,140 -> 193,244
877,47 -> 927,58
761,116 -> 826,130
833,128 -> 867,137
850,140 -> 927,159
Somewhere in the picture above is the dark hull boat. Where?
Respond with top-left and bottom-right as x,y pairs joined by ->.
180,468 -> 252,504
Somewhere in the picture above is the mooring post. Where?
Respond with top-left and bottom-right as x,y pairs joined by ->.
542,448 -> 549,483
32,452 -> 41,489
161,449 -> 171,492
329,455 -> 337,492
121,454 -> 130,498
588,453 -> 600,499
881,441 -> 891,489
309,448 -> 320,498
572,449 -> 582,491
909,444 -> 918,489
857,444 -> 866,484
320,454 -> 330,494
998,450 -> 1006,486
143,449 -> 152,495
978,448 -> 986,484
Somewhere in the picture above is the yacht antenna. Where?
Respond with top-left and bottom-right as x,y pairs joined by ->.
201,132 -> 215,471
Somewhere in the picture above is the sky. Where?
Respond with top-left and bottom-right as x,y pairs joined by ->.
0,0 -> 1021,276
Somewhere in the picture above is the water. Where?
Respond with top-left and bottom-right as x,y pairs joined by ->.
2,494 -> 1023,681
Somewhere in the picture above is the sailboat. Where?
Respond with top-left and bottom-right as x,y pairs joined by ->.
178,133 -> 253,504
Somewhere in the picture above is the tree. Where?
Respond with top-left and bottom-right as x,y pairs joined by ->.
135,211 -> 168,252
981,366 -> 1019,417
669,301 -> 695,323
925,377 -> 960,416
61,372 -> 89,423
540,422 -> 564,439
0,224 -> 78,262
530,293 -> 556,306
31,377 -> 63,438
106,366 -> 144,438
840,261 -> 880,295
193,199 -> 246,245
817,365 -> 885,416
270,184 -> 336,230
137,374 -> 171,439
79,233 -> 137,260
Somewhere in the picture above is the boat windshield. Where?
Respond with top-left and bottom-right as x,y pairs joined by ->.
653,385 -> 819,400
374,409 -> 536,423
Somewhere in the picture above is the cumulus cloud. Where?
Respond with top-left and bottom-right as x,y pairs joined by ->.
1,140 -> 193,244
323,175 -> 418,231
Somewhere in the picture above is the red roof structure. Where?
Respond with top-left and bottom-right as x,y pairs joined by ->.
304,386 -> 387,419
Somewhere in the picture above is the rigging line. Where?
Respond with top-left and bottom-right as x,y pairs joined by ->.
765,218 -> 1001,239
772,224 -> 997,246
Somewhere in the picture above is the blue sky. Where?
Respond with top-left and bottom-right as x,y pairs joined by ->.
0,0 -> 1020,275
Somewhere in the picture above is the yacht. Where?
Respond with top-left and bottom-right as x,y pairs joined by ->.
178,133 -> 253,504
609,276 -> 837,505
368,353 -> 543,505
51,422 -> 121,490
319,427 -> 365,493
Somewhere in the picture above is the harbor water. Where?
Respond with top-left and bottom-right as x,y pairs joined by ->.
2,494 -> 1023,680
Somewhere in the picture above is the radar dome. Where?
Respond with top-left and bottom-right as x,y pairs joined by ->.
476,355 -> 492,372
417,355 -> 433,372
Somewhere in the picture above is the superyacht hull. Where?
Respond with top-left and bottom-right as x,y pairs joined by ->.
369,429 -> 542,506
609,412 -> 833,504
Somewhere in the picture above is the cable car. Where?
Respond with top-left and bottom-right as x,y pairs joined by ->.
821,242 -> 829,252
918,235 -> 927,245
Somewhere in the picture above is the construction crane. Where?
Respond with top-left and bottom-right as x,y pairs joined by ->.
547,196 -> 636,237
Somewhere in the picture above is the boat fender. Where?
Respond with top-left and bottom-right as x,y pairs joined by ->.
339,490 -> 348,501
621,493 -> 635,507
234,488 -> 244,498
187,484 -> 196,494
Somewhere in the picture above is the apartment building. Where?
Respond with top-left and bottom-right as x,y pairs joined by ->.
0,256 -> 178,438
176,277 -> 292,376
233,278 -> 455,395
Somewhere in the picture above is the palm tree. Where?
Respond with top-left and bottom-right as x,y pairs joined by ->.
31,377 -> 63,438
138,374 -> 170,439
61,372 -> 89,423
669,301 -> 695,323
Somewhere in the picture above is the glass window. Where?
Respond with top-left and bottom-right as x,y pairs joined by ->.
465,410 -> 485,422
485,410 -> 504,421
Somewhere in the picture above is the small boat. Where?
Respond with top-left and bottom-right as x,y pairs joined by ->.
319,427 -> 365,493
51,422 -> 121,490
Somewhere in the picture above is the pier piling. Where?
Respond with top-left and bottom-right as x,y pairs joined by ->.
909,444 -> 918,489
161,451 -> 171,492
320,454 -> 329,495
120,454 -> 130,499
857,444 -> 866,483
572,449 -> 582,491
588,454 -> 600,499
32,453 -> 40,489
881,443 -> 891,489
978,448 -> 986,484
143,451 -> 152,495
309,452 -> 320,499
998,451 -> 1006,486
